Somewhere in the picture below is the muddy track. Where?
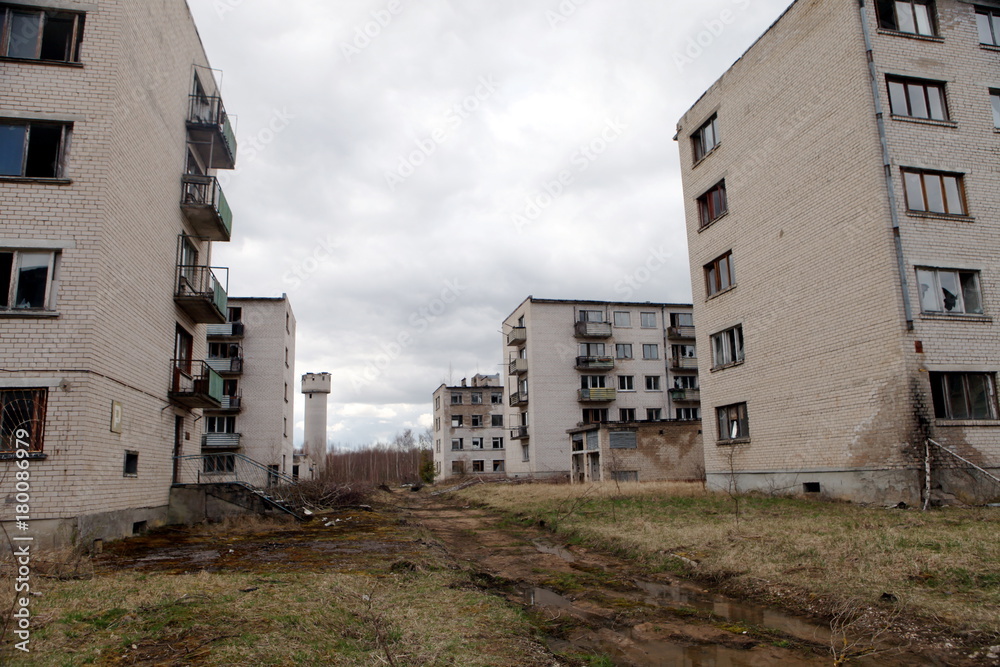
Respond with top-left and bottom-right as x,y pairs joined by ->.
401,493 -> 974,666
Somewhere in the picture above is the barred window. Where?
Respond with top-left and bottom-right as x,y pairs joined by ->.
1,388 -> 46,454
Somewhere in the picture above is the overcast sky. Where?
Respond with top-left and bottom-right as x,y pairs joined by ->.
186,0 -> 792,448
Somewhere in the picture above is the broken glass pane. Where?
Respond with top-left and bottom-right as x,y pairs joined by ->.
24,124 -> 62,178
15,252 -> 49,308
937,271 -> 960,313
946,374 -> 970,419
960,272 -> 982,314
39,14 -> 75,61
916,269 -> 937,312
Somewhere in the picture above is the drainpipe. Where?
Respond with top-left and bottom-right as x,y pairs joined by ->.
858,0 -> 914,330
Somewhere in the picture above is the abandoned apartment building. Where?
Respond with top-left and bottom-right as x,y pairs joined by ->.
677,0 -> 1000,504
432,374 -> 506,481
0,0 -> 289,547
501,297 -> 703,481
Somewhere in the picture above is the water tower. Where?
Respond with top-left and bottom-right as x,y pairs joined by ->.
301,372 -> 331,477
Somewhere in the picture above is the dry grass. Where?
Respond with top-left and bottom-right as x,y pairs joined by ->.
459,481 -> 1000,637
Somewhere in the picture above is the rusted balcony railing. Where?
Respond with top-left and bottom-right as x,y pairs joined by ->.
169,360 -> 223,409
187,94 -> 237,169
181,174 -> 233,241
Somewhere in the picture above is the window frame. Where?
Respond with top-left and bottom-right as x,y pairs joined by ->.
450,393 -> 462,404
711,324 -> 745,369
876,0 -> 937,36
0,249 -> 58,311
0,120 -> 71,179
0,387 -> 47,455
613,311 -> 631,327
640,312 -> 657,328
492,460 -> 505,473
451,415 -> 463,428
451,438 -> 463,451
618,375 -> 635,392
887,76 -> 949,121
990,89 -> 1000,129
491,414 -> 503,427
697,181 -> 728,229
619,408 -> 636,422
492,436 -> 504,449
930,372 -> 998,420
0,5 -> 85,63
642,344 -> 659,360
902,169 -> 967,216
916,267 -> 984,315
976,5 -> 1000,45
692,114 -> 720,162
705,251 -> 735,297
644,375 -> 661,391
615,343 -> 633,359
717,402 -> 750,442
645,408 -> 662,421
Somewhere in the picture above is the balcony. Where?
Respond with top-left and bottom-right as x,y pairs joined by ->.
574,321 -> 612,338
175,265 -> 228,324
206,322 -> 245,338
206,354 -> 243,375
507,327 -> 527,346
669,388 -> 701,402
181,175 -> 233,241
670,356 -> 699,371
169,360 -> 223,409
509,391 -> 528,407
218,394 -> 243,411
187,94 -> 237,169
578,388 -> 617,402
509,358 -> 528,375
668,325 -> 696,340
576,356 -> 615,371
202,432 -> 242,449
510,426 -> 529,440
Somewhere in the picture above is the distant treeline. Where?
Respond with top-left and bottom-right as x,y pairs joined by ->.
320,428 -> 434,486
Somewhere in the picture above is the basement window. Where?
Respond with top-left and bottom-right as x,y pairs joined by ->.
0,5 -> 85,62
803,482 -> 821,493
493,460 -> 505,473
123,451 -> 138,477
0,121 -> 71,178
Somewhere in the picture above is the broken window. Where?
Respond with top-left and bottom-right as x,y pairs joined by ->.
470,460 -> 485,472
581,375 -> 607,389
705,251 -> 735,297
582,409 -> 609,424
491,392 -> 503,405
646,408 -> 663,421
493,460 -> 505,472
0,388 -> 46,454
451,438 -> 463,451
492,437 -> 504,449
434,417 -> 440,432
521,444 -> 530,462
613,311 -> 631,327
0,6 -> 85,62
916,268 -> 983,315
471,415 -> 483,428
451,415 -> 463,428
435,439 -> 441,453
471,438 -> 484,449
990,90 -> 1000,129
616,344 -> 633,359
618,375 -> 635,391
619,408 -> 636,421
1,250 -> 57,311
0,121 -> 70,178
887,77 -> 949,121
672,344 -> 697,360
645,376 -> 661,391
876,0 -> 936,35
697,181 -> 728,228
671,312 -> 694,327
692,114 -> 720,162
451,460 -> 465,474
676,407 -> 701,420
717,403 -> 750,441
491,414 -> 503,427
930,372 -> 997,420
674,375 -> 699,389
976,5 -> 1000,45
123,451 -> 139,477
642,344 -> 659,360
903,169 -> 966,216
711,325 -> 745,369
471,392 -> 482,404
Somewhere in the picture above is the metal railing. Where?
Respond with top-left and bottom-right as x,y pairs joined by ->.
509,391 -> 528,406
510,426 -> 529,440
924,438 -> 1000,510
507,327 -> 527,345
668,325 -> 696,339
576,356 -> 615,370
202,432 -> 242,448
176,264 -> 228,316
206,355 -> 243,374
169,360 -> 224,405
174,453 -> 301,518
207,322 -> 245,338
181,174 -> 233,238
508,358 -> 528,375
187,94 -> 238,164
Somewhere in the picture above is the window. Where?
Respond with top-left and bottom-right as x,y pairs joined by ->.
493,460 -> 505,472
645,376 -> 661,391
492,437 -> 504,449
976,5 -> 1000,45
434,417 -> 440,432
451,438 -> 463,451
646,408 -> 662,421
712,325 -> 745,368
697,181 -> 728,228
204,454 -> 235,474
451,415 -> 463,427
672,344 -> 696,360
579,343 -> 606,356
435,439 -> 441,453
491,392 -> 503,405
491,414 -> 503,427
717,403 -> 750,441
0,6 -> 85,62
451,461 -> 465,474
930,372 -> 997,420
472,438 -> 484,449
613,311 -> 631,327
677,407 -> 701,420
227,306 -> 242,323
123,451 -> 138,477
582,409 -> 609,424
705,251 -> 735,296
673,375 -> 699,389
916,268 -> 983,315
640,312 -> 657,328
451,393 -> 462,405
206,416 -> 236,433
581,375 -> 607,389
618,375 -> 635,391
471,415 -> 483,428
0,120 -> 71,179
578,309 -> 605,322
692,114 -> 720,162
887,77 -> 948,121
616,344 -> 633,359
521,444 -> 530,462
642,344 -> 658,360
222,379 -> 239,397
471,392 -> 483,404
876,0 -> 936,36
1,388 -> 46,454
990,90 -> 1000,129
903,170 -> 966,216
0,250 -> 57,310
619,408 -> 636,421
284,347 -> 289,367
434,396 -> 440,410
671,312 -> 694,327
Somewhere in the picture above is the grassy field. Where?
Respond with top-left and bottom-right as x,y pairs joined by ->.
457,482 -> 1000,639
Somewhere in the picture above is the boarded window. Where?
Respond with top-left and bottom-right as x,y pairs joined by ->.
586,430 -> 599,450
609,431 -> 637,449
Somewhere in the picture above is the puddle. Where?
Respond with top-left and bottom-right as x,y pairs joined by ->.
533,540 -> 576,563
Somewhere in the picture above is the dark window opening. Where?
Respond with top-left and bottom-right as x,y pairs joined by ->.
930,372 -> 997,420
0,121 -> 69,178
876,0 -> 936,35
131,521 -> 147,535
717,402 -> 749,441
1,6 -> 85,62
803,482 -> 821,493
692,114 -> 720,162
123,451 -> 138,476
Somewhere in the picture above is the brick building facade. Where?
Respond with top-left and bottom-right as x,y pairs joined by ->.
432,375 -> 506,481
